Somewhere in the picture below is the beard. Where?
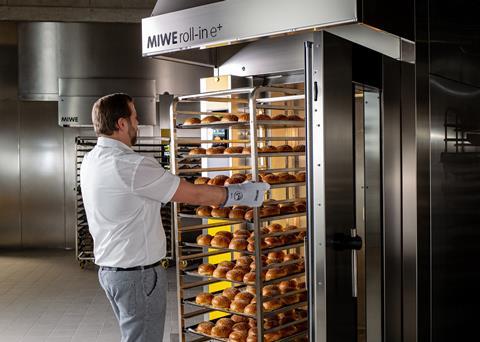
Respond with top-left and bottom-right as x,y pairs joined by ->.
127,120 -> 137,146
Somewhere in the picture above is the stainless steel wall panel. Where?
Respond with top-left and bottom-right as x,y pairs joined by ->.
363,89 -> 383,342
19,101 -> 66,248
401,62 -> 417,342
382,57 -> 402,342
0,100 -> 21,247
18,22 -> 59,101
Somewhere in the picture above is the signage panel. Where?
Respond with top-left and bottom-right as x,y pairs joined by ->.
142,0 -> 357,55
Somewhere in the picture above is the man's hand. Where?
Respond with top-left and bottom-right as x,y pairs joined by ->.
223,181 -> 270,207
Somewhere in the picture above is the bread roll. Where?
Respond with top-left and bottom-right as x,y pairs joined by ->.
262,174 -> 281,184
271,114 -> 289,121
294,203 -> 307,212
211,295 -> 231,309
231,314 -> 248,323
282,294 -> 300,305
237,255 -> 253,267
221,114 -> 238,122
233,229 -> 250,239
247,337 -> 258,342
244,303 -> 257,315
264,236 -> 282,247
245,286 -> 256,295
201,115 -> 220,124
282,224 -> 298,232
211,325 -> 231,338
189,147 -> 206,155
247,240 -> 267,253
194,177 -> 210,185
244,209 -> 254,221
242,146 -> 251,154
293,144 -> 306,152
211,235 -> 230,248
211,207 -> 231,218
234,291 -> 254,303
298,291 -> 308,302
216,318 -> 235,329
263,317 -> 279,330
287,114 -> 304,121
238,114 -> 250,122
213,267 -> 229,278
196,234 -> 213,246
229,238 -> 248,251
226,269 -> 246,282
284,253 -> 300,262
265,224 -> 282,234
279,326 -> 297,337
195,292 -> 214,305
276,144 -> 293,152
278,279 -> 298,294
223,287 -> 240,300
260,207 -> 280,217
230,300 -> 248,313
183,117 -> 201,125
207,146 -> 226,155
198,263 -> 216,276
263,299 -> 283,312
224,146 -> 243,154
265,268 -> 288,281
229,330 -> 248,342
196,321 -> 215,334
195,206 -> 212,217
280,205 -> 297,214
267,251 -> 285,263
297,231 -> 307,240
243,272 -> 256,284
218,261 -> 236,270
263,285 -> 281,297
278,173 -> 297,183
225,177 -> 244,186
259,145 -> 277,153
295,171 -> 306,182
215,230 -> 233,240
232,322 -> 250,331
248,320 -> 257,329
256,114 -> 271,121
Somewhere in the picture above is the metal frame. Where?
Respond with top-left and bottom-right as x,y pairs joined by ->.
74,136 -> 174,268
170,86 -> 307,342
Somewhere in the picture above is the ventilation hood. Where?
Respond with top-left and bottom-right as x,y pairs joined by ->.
143,0 -> 415,64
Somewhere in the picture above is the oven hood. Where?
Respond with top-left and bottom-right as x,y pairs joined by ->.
143,0 -> 415,64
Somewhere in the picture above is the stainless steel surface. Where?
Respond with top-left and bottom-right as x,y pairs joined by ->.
401,62 -> 417,342
18,22 -> 211,100
363,89 -> 382,342
326,23 -> 415,63
320,32 -> 356,342
151,0 -> 222,16
142,0 -> 357,55
351,228 -> 359,298
0,100 -> 21,247
0,23 -> 21,247
382,57 -> 402,342
58,78 -> 156,127
18,22 -> 59,101
19,101 -> 66,248
219,33 -> 313,77
307,32 -> 357,342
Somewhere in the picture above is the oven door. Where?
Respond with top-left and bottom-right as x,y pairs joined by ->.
305,31 -> 359,342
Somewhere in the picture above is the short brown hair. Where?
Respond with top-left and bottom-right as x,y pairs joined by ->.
92,93 -> 133,135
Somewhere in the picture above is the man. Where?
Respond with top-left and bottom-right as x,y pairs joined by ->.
80,93 -> 269,342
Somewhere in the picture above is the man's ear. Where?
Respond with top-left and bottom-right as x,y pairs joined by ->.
115,117 -> 125,131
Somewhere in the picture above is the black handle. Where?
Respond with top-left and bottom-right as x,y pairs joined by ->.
314,81 -> 318,102
330,232 -> 363,251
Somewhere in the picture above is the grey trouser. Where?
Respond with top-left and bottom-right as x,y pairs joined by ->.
98,265 -> 167,342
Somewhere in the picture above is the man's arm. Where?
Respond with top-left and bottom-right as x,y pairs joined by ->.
171,179 -> 227,206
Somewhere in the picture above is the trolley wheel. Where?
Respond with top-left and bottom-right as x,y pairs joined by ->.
180,260 -> 188,269
79,260 -> 86,269
161,259 -> 170,269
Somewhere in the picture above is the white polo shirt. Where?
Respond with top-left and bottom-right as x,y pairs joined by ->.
80,137 -> 180,268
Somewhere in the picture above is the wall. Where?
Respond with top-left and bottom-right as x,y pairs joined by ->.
0,22 -> 211,249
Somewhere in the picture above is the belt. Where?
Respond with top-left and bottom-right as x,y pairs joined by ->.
100,260 -> 162,272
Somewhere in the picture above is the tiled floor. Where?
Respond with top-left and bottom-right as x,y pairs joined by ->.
0,250 -> 179,342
